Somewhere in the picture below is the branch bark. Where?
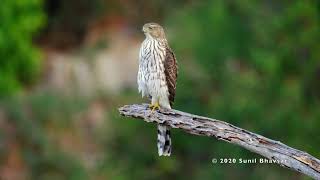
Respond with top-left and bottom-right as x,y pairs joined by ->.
119,104 -> 320,179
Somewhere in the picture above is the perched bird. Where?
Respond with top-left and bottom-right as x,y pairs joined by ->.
137,23 -> 178,156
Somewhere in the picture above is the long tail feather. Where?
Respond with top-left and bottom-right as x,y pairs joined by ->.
157,125 -> 171,156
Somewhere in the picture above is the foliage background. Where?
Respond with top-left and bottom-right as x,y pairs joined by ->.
0,0 -> 319,179
0,0 -> 44,96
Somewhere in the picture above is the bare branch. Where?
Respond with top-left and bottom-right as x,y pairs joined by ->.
119,104 -> 320,179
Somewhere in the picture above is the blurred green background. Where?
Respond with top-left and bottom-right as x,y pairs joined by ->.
0,0 -> 319,179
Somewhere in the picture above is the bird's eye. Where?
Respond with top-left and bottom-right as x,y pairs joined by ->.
149,26 -> 153,29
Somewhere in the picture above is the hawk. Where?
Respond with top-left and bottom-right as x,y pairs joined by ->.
138,23 -> 178,156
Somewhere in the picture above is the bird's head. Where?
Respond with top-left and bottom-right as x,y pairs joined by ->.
142,23 -> 166,39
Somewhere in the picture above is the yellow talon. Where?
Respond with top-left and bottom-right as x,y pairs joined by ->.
149,102 -> 160,112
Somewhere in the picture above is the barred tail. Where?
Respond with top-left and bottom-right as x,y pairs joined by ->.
157,125 -> 171,156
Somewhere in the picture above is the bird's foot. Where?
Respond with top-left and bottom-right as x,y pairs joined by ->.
149,102 -> 160,112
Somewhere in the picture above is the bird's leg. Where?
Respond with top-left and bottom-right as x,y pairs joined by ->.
149,102 -> 160,112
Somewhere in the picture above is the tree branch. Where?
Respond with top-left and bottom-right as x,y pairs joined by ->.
119,104 -> 320,179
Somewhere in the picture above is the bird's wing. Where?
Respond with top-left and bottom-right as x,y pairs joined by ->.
164,46 -> 178,106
